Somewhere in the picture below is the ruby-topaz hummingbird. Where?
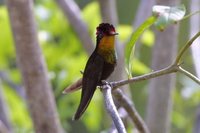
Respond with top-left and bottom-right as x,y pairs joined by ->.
73,23 -> 118,120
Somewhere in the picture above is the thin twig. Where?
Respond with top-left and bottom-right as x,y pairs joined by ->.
113,89 -> 149,133
102,84 -> 126,133
174,31 -> 200,64
181,10 -> 200,22
112,65 -> 178,89
111,31 -> 200,89
177,67 -> 200,85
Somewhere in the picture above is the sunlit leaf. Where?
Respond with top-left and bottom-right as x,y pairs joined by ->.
172,111 -> 186,128
132,58 -> 150,74
117,25 -> 132,41
4,86 -> 33,131
0,7 -> 15,69
140,30 -> 155,47
83,91 -> 103,132
125,16 -> 156,77
153,4 -> 186,30
82,1 -> 101,35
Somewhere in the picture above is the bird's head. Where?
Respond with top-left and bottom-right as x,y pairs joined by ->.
95,23 -> 118,50
96,23 -> 118,63
96,23 -> 118,38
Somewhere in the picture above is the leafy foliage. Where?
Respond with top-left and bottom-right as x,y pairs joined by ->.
125,4 -> 186,78
153,4 -> 186,30
0,1 -> 199,133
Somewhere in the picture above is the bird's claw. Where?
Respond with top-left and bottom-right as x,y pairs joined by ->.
101,80 -> 108,85
101,80 -> 113,88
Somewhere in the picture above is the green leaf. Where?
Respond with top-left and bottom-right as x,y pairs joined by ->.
153,4 -> 186,30
125,16 -> 156,77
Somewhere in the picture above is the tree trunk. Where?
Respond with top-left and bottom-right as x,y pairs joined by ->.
146,0 -> 179,133
190,0 -> 200,78
190,0 -> 200,133
98,0 -> 118,26
133,0 -> 155,28
56,0 -> 94,55
5,0 -> 63,133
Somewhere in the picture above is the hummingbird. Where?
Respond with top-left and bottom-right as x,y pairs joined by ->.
73,23 -> 118,120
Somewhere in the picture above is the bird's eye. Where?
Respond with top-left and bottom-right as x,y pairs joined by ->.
98,33 -> 104,38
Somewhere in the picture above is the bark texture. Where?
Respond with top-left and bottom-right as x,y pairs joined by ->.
5,0 -> 63,133
146,0 -> 179,133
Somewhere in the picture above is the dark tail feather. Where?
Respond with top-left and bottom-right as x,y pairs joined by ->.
73,88 -> 96,120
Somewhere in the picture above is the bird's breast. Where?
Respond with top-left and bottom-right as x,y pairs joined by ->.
97,50 -> 117,64
97,36 -> 117,64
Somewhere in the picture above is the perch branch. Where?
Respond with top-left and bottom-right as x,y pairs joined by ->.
111,31 -> 200,89
111,64 -> 178,89
113,89 -> 150,133
102,84 -> 126,133
177,66 -> 200,84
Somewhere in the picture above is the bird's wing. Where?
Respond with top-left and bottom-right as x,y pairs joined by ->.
73,53 -> 104,120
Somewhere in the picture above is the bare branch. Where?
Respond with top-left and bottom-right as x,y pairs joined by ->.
113,89 -> 150,133
112,31 -> 200,89
98,0 -> 118,25
101,84 -> 126,133
175,32 -> 200,64
6,0 -> 64,132
0,71 -> 25,99
112,64 -> 178,89
177,67 -> 200,85
56,0 -> 94,54
0,120 -> 9,133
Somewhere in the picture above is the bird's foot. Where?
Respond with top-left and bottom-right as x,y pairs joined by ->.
101,80 -> 113,90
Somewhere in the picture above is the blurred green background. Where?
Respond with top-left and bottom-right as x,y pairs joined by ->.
0,0 -> 199,132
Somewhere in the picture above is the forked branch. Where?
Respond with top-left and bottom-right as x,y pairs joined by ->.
111,31 -> 200,89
